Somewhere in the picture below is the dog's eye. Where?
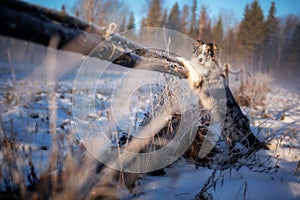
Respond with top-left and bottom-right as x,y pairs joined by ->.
205,49 -> 212,55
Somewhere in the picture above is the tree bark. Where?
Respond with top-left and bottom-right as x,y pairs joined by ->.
0,0 -> 188,78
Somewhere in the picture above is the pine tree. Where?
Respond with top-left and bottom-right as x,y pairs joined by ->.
127,12 -> 135,30
279,15 -> 299,73
212,16 -> 224,46
141,18 -> 147,28
181,5 -> 189,34
205,20 -> 213,42
188,0 -> 197,39
198,6 -> 207,39
166,2 -> 181,31
161,9 -> 168,27
118,15 -> 127,32
286,22 -> 300,76
75,10 -> 80,17
198,6 -> 212,42
145,0 -> 162,27
236,0 -> 265,69
223,28 -> 236,64
262,1 -> 280,72
61,5 -> 66,13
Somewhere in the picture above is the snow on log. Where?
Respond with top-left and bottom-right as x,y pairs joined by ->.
0,0 -> 188,78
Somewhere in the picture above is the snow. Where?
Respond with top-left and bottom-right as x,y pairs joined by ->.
135,83 -> 300,199
131,160 -> 215,199
0,37 -> 299,199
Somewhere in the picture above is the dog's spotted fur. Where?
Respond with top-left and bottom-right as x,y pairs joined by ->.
192,40 -> 219,67
192,40 -> 268,152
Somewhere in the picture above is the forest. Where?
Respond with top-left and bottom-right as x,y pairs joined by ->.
70,0 -> 300,78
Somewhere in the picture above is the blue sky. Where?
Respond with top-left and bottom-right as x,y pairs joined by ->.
25,0 -> 300,26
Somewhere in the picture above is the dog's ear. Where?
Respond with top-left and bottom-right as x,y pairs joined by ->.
196,40 -> 205,45
208,43 -> 218,51
213,43 -> 218,51
193,40 -> 205,53
194,40 -> 205,46
208,43 -> 218,57
193,40 -> 205,47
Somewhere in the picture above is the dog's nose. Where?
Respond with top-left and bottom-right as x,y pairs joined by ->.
198,58 -> 203,63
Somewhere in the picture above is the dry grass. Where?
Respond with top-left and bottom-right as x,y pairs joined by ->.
0,75 -> 180,199
233,72 -> 273,108
0,71 -> 276,199
0,36 -> 279,199
0,123 -> 141,199
0,37 -> 140,199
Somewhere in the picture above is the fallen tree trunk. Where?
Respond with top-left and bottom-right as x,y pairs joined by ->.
0,0 -> 105,52
0,0 -> 187,78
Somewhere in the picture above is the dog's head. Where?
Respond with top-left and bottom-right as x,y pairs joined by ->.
192,40 -> 218,66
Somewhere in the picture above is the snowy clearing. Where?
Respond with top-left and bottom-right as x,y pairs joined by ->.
0,38 -> 299,199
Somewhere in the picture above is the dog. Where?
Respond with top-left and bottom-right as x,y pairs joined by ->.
177,40 -> 221,89
180,40 -> 269,159
192,40 -> 219,68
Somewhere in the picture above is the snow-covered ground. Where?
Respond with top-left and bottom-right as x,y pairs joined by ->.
0,37 -> 299,199
130,84 -> 300,199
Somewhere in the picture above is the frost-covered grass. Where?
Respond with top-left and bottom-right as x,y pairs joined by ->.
231,72 -> 273,108
131,83 -> 300,200
0,38 -> 299,199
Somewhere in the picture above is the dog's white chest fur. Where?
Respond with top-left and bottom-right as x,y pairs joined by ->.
177,57 -> 209,89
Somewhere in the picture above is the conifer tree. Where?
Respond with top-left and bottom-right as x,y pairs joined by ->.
198,6 -> 207,39
204,20 -> 213,42
118,15 -> 127,32
212,16 -> 224,46
141,18 -> 147,28
262,1 -> 280,71
61,5 -> 66,13
181,5 -> 189,34
279,15 -> 299,73
236,0 -> 265,69
188,0 -> 197,39
161,9 -> 168,27
197,6 -> 213,42
145,0 -> 162,27
166,2 -> 181,31
127,12 -> 135,30
198,6 -> 212,42
223,28 -> 236,64
287,22 -> 300,75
